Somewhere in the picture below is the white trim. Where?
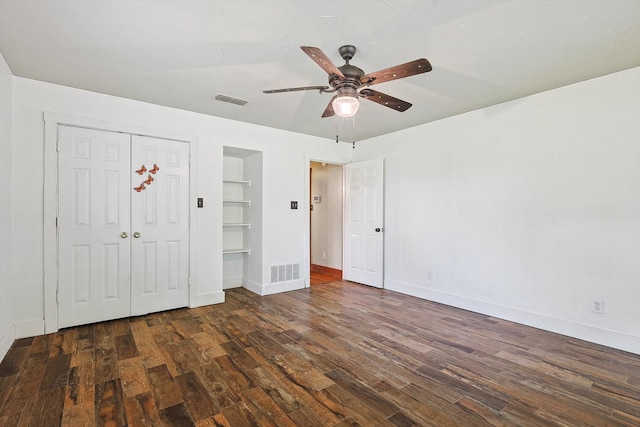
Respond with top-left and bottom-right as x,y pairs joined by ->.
0,324 -> 15,362
223,278 -> 243,289
244,278 -> 305,296
14,319 -> 44,339
385,279 -> 640,355
43,112 -> 200,333
190,290 -> 225,307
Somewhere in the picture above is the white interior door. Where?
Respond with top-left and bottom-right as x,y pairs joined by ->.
58,126 -> 132,327
343,158 -> 385,288
130,135 -> 190,315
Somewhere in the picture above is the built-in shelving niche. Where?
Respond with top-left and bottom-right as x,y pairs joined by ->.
222,147 -> 263,289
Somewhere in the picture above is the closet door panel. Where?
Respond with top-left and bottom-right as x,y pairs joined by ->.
130,135 -> 190,315
58,126 -> 132,327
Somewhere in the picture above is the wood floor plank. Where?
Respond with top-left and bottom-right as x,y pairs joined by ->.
27,386 -> 65,427
1,280 -> 639,426
0,346 -> 29,377
115,333 -> 139,361
66,363 -> 95,407
0,376 -> 14,412
61,400 -> 95,427
312,383 -> 396,426
246,365 -> 303,413
175,371 -> 219,421
219,402 -> 258,426
273,351 -> 334,391
374,380 -> 468,427
129,321 -> 165,370
287,405 -> 327,427
146,364 -> 184,411
0,351 -> 48,424
94,348 -> 119,384
325,368 -> 399,418
39,353 -> 71,391
123,392 -> 162,427
194,363 -> 242,408
48,328 -> 76,357
118,357 -> 150,398
240,386 -> 297,427
212,355 -> 255,395
219,339 -> 261,371
95,378 -> 127,426
158,402 -> 195,426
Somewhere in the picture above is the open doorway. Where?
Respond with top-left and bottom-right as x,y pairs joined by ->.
309,161 -> 344,285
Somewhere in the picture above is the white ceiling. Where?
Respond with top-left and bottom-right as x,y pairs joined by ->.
1,0 -> 639,141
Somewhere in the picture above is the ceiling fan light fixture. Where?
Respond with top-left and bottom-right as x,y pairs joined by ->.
332,87 -> 360,117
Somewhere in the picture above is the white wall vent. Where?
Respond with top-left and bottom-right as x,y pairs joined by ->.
215,94 -> 249,106
270,263 -> 300,283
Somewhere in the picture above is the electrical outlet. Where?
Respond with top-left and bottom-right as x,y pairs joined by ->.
591,299 -> 604,314
322,252 -> 327,260
426,271 -> 433,282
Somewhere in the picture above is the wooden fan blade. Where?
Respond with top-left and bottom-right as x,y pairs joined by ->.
321,96 -> 337,118
301,46 -> 346,79
359,89 -> 412,112
361,58 -> 432,86
263,85 -> 329,94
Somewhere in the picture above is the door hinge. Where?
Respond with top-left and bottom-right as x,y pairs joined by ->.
56,289 -> 59,303
55,217 -> 58,227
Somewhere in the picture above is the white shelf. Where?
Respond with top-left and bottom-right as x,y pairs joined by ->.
223,179 -> 251,186
223,223 -> 251,228
223,248 -> 251,255
223,199 -> 251,205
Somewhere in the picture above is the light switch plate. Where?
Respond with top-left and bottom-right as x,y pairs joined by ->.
291,201 -> 298,209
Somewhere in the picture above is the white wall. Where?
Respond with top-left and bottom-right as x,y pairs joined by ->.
310,162 -> 343,269
0,52 -> 14,361
353,67 -> 640,354
11,77 -> 351,336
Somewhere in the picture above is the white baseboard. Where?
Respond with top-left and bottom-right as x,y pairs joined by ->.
189,291 -> 225,308
385,279 -> 640,355
223,277 -> 243,289
14,319 -> 44,339
0,324 -> 15,362
244,279 -> 305,296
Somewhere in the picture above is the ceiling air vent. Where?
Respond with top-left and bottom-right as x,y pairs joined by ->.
214,94 -> 249,106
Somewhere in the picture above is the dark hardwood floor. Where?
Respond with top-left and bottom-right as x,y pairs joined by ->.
1,280 -> 639,426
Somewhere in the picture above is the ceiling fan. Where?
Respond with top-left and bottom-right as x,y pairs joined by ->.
263,45 -> 432,118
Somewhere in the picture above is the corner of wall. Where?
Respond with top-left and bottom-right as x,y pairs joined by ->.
0,49 -> 15,363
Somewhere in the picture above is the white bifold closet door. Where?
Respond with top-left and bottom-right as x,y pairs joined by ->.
57,126 -> 189,328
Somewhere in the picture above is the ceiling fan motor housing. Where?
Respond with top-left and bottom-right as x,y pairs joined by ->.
329,45 -> 365,92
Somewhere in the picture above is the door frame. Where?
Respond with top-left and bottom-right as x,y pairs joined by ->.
303,154 -> 345,288
43,112 -> 199,333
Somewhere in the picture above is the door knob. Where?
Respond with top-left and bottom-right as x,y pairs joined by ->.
120,231 -> 128,238
375,228 -> 381,232
133,232 -> 141,238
